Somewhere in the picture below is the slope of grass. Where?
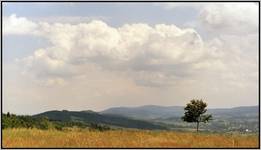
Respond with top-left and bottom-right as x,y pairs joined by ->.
2,128 -> 258,148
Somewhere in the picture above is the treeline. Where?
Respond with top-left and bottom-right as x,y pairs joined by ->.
2,112 -> 111,131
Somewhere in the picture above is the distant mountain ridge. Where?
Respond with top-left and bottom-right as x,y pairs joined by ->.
100,105 -> 258,120
100,105 -> 184,120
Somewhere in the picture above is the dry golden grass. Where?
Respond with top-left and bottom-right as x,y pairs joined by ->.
2,128 -> 259,148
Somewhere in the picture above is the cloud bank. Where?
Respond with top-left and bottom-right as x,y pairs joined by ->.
3,10 -> 257,89
4,15 -> 205,86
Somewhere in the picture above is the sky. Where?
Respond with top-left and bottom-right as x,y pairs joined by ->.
2,2 -> 259,115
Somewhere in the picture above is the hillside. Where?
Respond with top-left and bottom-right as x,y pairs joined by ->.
33,110 -> 167,130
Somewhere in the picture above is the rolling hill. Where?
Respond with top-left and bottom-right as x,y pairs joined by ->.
33,110 -> 167,130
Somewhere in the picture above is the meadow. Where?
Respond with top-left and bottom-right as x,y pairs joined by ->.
2,128 -> 259,148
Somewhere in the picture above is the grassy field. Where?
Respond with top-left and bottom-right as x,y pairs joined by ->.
2,128 -> 259,148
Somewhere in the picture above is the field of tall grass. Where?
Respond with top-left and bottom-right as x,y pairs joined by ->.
2,128 -> 259,148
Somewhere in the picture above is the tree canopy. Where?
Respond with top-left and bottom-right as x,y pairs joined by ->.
182,99 -> 212,132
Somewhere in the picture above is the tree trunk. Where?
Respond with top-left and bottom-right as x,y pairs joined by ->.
196,122 -> 199,132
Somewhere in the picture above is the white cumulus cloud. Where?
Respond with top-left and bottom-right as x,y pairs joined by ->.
3,14 -> 39,35
3,13 -> 257,90
199,3 -> 258,35
161,3 -> 258,35
4,15 -> 210,87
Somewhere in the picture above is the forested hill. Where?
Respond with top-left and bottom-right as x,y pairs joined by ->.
33,110 -> 167,130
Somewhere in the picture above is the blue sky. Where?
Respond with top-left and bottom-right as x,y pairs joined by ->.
3,3 -> 198,26
3,2 -> 259,114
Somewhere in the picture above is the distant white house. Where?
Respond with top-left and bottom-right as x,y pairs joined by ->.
245,129 -> 252,132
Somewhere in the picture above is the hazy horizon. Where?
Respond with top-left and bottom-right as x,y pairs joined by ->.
3,104 -> 259,116
3,2 -> 259,115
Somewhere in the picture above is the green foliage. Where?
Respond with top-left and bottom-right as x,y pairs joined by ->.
182,99 -> 212,131
89,123 -> 111,131
2,113 -> 54,130
2,112 -> 89,130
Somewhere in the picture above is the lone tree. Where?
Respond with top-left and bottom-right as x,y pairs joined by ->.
182,99 -> 212,132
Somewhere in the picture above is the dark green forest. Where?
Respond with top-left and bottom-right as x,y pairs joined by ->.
2,113 -> 110,131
